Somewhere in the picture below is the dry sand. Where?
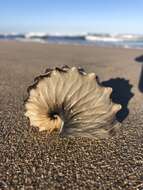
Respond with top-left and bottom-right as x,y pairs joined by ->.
0,41 -> 143,190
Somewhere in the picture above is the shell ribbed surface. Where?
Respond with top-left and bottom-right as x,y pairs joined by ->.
25,66 -> 122,139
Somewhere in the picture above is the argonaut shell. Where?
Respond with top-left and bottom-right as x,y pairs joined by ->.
25,66 -> 122,139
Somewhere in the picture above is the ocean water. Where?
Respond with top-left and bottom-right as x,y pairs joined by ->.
1,33 -> 143,49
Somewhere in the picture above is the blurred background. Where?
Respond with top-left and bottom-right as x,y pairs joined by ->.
0,0 -> 143,48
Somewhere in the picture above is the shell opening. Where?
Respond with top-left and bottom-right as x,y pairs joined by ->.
49,111 -> 60,120
47,108 -> 65,132
48,113 -> 64,133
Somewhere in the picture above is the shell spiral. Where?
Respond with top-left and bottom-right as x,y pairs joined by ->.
25,66 -> 122,139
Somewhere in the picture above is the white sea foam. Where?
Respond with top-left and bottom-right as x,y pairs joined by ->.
25,32 -> 48,39
86,35 -> 123,42
85,33 -> 143,42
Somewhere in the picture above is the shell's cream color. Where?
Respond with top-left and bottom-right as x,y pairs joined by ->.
25,66 -> 122,138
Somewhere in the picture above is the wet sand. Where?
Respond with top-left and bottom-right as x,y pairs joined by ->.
0,41 -> 143,189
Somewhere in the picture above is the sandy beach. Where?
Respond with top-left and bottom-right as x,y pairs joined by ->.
0,41 -> 143,189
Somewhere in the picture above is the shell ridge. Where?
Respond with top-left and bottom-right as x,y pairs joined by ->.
64,77 -> 83,110
69,89 -> 99,114
59,68 -> 82,104
65,78 -> 98,111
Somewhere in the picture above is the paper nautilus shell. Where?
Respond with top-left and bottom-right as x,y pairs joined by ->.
25,65 -> 122,139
